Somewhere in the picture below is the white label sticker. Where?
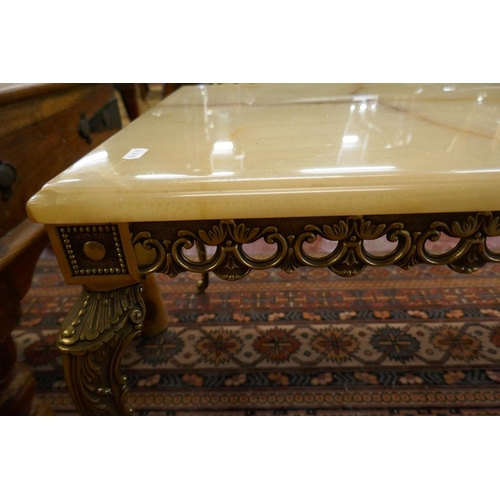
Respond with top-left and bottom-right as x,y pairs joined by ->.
123,148 -> 149,160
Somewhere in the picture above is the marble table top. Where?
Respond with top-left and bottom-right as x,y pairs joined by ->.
27,83 -> 500,224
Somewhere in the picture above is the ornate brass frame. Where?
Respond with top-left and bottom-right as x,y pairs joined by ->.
46,211 -> 500,415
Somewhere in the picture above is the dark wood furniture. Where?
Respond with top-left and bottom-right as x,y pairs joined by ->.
0,83 -> 121,415
114,84 -> 142,121
114,84 -> 185,122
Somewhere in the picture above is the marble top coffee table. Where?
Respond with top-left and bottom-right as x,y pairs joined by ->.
27,83 -> 500,415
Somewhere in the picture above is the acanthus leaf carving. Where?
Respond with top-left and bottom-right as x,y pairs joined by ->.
450,216 -> 481,237
59,284 -> 144,350
197,224 -> 226,245
357,219 -> 387,239
318,220 -> 349,240
485,215 -> 500,236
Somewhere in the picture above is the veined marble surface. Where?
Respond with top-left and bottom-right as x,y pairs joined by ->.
27,83 -> 500,224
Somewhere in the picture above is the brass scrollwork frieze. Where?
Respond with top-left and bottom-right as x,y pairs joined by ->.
129,212 -> 500,280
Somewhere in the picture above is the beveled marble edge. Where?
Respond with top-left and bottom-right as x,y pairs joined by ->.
26,180 -> 500,224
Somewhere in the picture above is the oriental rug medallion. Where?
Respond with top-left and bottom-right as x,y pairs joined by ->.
13,249 -> 500,415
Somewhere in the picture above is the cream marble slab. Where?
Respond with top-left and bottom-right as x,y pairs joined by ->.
27,83 -> 500,224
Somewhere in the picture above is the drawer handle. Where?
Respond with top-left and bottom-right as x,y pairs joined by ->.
78,97 -> 122,144
0,160 -> 17,201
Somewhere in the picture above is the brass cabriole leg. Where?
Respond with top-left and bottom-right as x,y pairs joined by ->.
57,283 -> 145,416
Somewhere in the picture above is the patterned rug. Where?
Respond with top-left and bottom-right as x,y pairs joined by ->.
13,246 -> 500,415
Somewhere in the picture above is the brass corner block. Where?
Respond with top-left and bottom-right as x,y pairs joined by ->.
47,223 -> 139,286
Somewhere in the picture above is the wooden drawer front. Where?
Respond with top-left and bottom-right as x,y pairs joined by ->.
0,84 -> 119,238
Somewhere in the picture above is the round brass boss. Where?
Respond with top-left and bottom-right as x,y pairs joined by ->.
83,241 -> 107,261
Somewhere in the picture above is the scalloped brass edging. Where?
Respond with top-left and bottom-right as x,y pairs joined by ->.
130,212 -> 500,279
